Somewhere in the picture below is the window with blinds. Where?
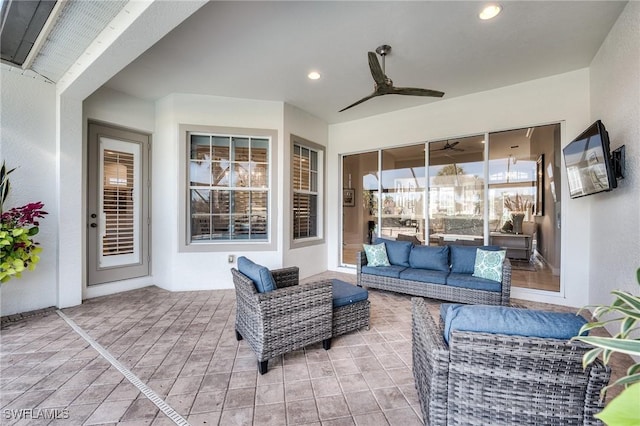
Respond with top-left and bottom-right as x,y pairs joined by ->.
189,133 -> 270,242
293,144 -> 318,239
102,150 -> 135,256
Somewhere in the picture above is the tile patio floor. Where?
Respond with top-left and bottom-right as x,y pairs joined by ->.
1,271 -> 632,425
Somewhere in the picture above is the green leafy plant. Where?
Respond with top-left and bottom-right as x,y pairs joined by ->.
572,268 -> 640,425
0,162 -> 48,283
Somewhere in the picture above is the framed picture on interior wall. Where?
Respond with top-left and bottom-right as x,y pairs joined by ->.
534,154 -> 544,216
343,188 -> 355,207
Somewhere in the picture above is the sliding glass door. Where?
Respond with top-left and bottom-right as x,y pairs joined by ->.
341,151 -> 378,265
427,135 -> 485,246
340,123 -> 561,293
380,145 -> 426,244
488,124 -> 561,292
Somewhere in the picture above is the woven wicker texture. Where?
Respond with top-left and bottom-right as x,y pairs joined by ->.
411,297 -> 611,426
232,267 -> 332,369
332,299 -> 370,336
357,251 -> 512,306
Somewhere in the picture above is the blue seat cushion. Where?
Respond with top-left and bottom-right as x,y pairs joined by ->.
449,245 -> 501,274
332,279 -> 369,308
399,268 -> 448,285
443,304 -> 589,344
409,245 -> 450,272
374,237 -> 412,267
446,273 -> 502,292
440,303 -> 462,322
237,256 -> 276,293
361,265 -> 406,278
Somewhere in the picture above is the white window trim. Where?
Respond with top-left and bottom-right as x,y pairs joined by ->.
290,135 -> 325,249
178,124 -> 278,252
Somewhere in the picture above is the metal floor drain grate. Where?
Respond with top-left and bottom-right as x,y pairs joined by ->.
56,310 -> 190,425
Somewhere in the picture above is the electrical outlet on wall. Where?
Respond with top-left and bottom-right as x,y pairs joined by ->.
228,254 -> 235,264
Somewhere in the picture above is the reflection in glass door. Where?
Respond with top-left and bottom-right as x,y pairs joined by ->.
341,152 -> 378,265
380,146 -> 426,244
488,124 -> 561,292
341,145 -> 427,265
427,136 -> 485,246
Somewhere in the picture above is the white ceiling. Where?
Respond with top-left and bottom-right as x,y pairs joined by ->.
102,1 -> 626,124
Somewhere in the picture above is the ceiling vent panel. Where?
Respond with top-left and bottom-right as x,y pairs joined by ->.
30,0 -> 127,82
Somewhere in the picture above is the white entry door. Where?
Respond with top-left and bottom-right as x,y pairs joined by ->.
88,122 -> 150,285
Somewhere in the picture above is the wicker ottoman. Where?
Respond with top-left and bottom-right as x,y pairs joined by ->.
331,279 -> 370,337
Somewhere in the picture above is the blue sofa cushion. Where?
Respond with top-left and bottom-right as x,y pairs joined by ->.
332,279 -> 369,308
399,268 -> 448,285
450,245 -> 501,274
374,237 -> 412,267
446,273 -> 502,292
440,303 -> 462,322
237,256 -> 276,293
361,265 -> 406,278
443,304 -> 589,344
409,245 -> 450,272
363,243 -> 391,266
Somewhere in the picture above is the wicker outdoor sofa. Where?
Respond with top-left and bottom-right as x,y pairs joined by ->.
411,298 -> 611,425
357,241 -> 512,306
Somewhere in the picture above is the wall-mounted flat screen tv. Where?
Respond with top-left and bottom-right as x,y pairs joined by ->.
563,120 -> 617,199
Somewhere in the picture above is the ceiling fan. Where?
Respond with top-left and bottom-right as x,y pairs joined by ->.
433,141 -> 464,152
339,44 -> 444,112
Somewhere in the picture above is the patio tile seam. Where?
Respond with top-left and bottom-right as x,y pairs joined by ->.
55,310 -> 189,426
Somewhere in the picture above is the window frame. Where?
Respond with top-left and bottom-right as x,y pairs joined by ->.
290,135 -> 325,248
178,124 -> 278,252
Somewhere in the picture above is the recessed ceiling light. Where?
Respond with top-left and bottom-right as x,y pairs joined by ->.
479,4 -> 502,20
308,71 -> 321,80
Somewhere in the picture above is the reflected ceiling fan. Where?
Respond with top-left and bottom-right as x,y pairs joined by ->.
339,44 -> 444,112
433,141 -> 465,152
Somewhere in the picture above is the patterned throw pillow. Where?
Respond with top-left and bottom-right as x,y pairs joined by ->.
363,243 -> 391,267
472,248 -> 507,282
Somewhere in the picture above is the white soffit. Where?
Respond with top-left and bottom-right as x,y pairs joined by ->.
31,0 -> 128,82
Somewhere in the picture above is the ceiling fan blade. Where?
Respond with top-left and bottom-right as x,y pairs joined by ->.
368,52 -> 386,86
390,86 -> 445,97
338,92 -> 379,112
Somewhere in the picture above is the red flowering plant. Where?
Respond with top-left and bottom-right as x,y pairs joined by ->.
0,162 -> 48,283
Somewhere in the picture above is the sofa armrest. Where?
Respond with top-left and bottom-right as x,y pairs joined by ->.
500,257 -> 512,305
411,297 -> 450,425
583,359 -> 611,425
271,266 -> 299,289
357,251 -> 367,286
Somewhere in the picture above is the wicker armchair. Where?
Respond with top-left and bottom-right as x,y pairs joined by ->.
411,298 -> 611,425
231,266 -> 333,374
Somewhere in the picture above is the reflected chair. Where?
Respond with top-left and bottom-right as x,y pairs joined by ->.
397,233 -> 422,245
231,265 -> 332,374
